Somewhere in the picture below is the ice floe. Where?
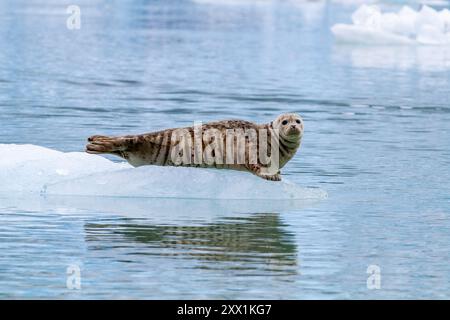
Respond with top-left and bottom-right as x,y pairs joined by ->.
0,144 -> 326,201
0,144 -> 130,194
331,5 -> 450,45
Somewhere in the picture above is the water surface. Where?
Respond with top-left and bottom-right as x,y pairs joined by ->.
0,0 -> 449,299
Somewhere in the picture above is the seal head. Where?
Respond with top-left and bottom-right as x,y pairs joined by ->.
271,113 -> 304,143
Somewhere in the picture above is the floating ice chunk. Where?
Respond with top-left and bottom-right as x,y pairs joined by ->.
0,144 -> 129,194
414,6 -> 450,45
337,45 -> 450,71
417,24 -> 449,45
380,12 -> 417,37
332,5 -> 450,45
0,144 -> 61,167
440,8 -> 450,33
331,24 -> 414,45
380,13 -> 399,33
415,5 -> 444,33
352,4 -> 381,28
399,5 -> 418,21
0,144 -> 325,200
396,6 -> 418,36
45,166 -> 326,200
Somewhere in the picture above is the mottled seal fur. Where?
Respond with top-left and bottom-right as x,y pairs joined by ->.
86,113 -> 303,181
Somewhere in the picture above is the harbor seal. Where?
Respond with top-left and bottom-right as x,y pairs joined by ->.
86,113 -> 303,181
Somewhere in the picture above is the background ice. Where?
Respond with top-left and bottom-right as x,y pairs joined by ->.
0,144 -> 326,200
332,5 -> 450,45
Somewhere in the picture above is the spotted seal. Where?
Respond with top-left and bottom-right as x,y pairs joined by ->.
86,113 -> 303,181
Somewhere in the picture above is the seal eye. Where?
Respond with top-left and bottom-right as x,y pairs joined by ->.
281,120 -> 288,125
295,119 -> 301,124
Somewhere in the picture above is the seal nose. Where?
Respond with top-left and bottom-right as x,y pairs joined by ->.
291,124 -> 296,129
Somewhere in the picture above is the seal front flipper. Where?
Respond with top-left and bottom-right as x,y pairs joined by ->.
258,173 -> 282,181
247,164 -> 282,181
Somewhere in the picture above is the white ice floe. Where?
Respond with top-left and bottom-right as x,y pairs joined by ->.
0,144 -> 326,200
331,5 -> 450,45
0,144 -> 130,194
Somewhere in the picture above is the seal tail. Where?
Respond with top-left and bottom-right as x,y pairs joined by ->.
86,135 -> 129,155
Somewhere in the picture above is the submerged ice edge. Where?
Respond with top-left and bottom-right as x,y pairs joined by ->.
332,5 -> 450,45
0,144 -> 327,200
0,194 -> 326,222
43,166 -> 328,200
41,165 -> 327,201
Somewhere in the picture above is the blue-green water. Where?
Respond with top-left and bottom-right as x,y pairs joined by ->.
0,0 -> 449,299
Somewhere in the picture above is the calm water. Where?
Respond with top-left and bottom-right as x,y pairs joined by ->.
1,0 -> 450,299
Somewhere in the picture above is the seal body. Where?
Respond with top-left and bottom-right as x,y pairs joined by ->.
86,113 -> 303,181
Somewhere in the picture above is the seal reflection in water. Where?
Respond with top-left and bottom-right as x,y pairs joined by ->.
86,113 -> 303,181
84,213 -> 297,275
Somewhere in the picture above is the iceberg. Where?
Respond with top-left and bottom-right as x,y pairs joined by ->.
331,5 -> 450,45
0,144 -> 326,201
0,144 -> 129,194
